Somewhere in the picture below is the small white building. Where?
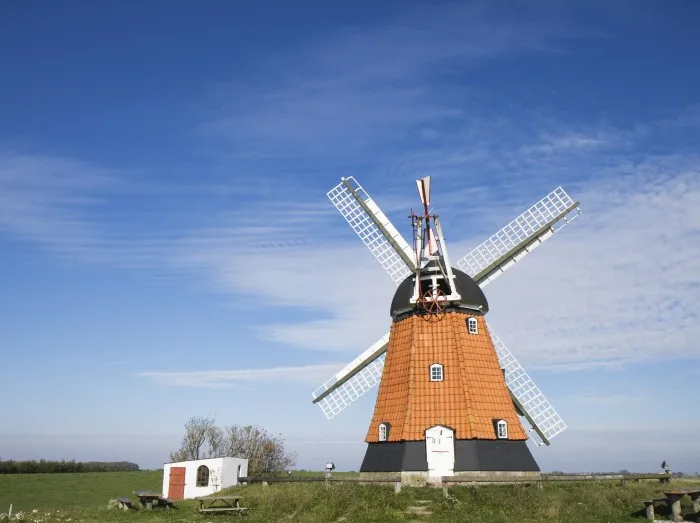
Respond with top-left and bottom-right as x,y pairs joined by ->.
162,457 -> 248,500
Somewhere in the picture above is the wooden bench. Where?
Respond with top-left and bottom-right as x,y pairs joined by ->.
133,490 -> 172,510
116,497 -> 135,511
196,495 -> 248,516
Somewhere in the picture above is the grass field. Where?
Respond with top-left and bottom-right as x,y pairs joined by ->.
0,471 -> 162,512
1,471 -> 699,522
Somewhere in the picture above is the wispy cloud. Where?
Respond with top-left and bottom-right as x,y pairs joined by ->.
487,153 -> 700,369
1,3 -> 698,391
563,392 -> 641,407
3,111 -> 698,378
0,149 -> 116,258
138,364 -> 344,389
198,2 -> 597,160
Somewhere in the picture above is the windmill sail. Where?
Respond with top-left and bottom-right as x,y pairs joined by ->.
327,177 -> 415,283
458,187 -> 580,288
312,334 -> 389,419
489,327 -> 566,445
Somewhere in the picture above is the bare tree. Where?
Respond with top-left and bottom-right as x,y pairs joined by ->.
170,416 -> 220,461
207,425 -> 225,458
170,418 -> 297,476
224,424 -> 297,476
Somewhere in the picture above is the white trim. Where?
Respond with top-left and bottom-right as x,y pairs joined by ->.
468,317 -> 478,335
429,363 -> 443,382
496,419 -> 508,439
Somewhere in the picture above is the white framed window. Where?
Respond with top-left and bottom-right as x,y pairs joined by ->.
496,419 -> 508,439
378,423 -> 389,441
429,363 -> 443,382
468,317 -> 478,335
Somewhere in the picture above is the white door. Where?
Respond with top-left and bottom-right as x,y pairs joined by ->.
425,425 -> 455,477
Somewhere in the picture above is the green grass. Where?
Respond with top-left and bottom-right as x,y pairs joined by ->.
1,471 -> 699,523
0,471 -> 162,512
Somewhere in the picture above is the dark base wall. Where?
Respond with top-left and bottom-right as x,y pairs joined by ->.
360,440 -> 540,473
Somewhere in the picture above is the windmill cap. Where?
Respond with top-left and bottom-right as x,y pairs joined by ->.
390,265 -> 489,320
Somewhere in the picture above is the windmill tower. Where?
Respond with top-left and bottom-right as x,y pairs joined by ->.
312,176 -> 580,479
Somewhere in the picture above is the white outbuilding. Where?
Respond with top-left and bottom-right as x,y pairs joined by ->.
162,457 -> 248,500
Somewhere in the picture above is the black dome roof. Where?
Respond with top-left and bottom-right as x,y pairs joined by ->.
390,265 -> 489,319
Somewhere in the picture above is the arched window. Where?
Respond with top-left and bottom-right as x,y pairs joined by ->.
429,363 -> 443,382
237,464 -> 242,477
496,420 -> 508,439
196,465 -> 210,487
378,422 -> 390,441
468,317 -> 478,335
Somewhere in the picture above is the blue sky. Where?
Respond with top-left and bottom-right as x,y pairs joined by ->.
1,0 -> 699,473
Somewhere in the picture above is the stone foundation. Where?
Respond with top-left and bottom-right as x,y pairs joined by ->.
359,469 -> 541,485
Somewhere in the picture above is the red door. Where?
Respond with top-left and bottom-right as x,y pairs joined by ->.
168,467 -> 186,500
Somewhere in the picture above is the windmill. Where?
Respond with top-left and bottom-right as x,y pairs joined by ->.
312,176 -> 580,478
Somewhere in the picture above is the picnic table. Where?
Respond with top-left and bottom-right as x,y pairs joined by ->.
643,488 -> 700,522
133,490 -> 172,510
196,495 -> 247,515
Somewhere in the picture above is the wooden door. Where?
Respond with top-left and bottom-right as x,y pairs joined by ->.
168,467 -> 186,500
425,426 -> 455,477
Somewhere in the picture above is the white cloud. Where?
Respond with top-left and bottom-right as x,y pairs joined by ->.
138,363 -> 346,389
563,392 -> 641,407
0,149 -> 115,257
486,157 -> 700,369
198,2 -> 598,159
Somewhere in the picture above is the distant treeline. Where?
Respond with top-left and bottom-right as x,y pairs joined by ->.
0,459 -> 140,474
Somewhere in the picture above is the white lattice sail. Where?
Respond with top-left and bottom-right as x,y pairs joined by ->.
459,187 -> 580,287
312,334 -> 389,419
327,177 -> 415,284
489,327 -> 567,445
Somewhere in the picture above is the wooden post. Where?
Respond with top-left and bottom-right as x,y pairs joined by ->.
393,482 -> 401,494
8,504 -> 12,519
644,502 -> 654,521
442,486 -> 449,498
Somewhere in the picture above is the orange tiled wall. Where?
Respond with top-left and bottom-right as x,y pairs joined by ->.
366,313 -> 527,443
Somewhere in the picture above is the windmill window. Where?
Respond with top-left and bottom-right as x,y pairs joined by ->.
196,465 -> 210,487
468,317 -> 478,335
496,420 -> 508,439
378,423 -> 390,441
429,363 -> 443,382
